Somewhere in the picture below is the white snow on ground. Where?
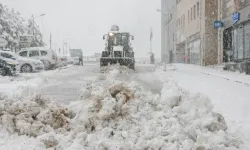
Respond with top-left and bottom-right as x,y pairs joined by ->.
0,65 -> 247,149
152,64 -> 250,149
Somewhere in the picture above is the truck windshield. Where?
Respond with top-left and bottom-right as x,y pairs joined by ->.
108,33 -> 128,46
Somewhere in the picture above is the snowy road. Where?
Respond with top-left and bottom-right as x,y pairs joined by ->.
41,63 -> 250,130
40,63 -> 162,103
11,63 -> 250,127
41,64 -> 100,103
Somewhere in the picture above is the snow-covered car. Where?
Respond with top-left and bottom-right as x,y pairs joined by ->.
0,50 -> 44,73
0,54 -> 19,76
18,47 -> 59,70
70,57 -> 80,65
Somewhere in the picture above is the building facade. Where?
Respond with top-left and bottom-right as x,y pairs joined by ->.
175,0 -> 218,65
220,0 -> 250,63
161,0 -> 176,62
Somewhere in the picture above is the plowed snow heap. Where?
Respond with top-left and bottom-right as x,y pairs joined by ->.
69,66 -> 242,150
0,65 -> 243,149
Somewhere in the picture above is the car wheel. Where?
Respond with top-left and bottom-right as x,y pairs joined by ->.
0,68 -> 6,76
41,60 -> 51,70
21,64 -> 32,73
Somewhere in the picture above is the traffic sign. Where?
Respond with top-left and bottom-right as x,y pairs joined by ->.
0,38 -> 7,47
19,35 -> 33,48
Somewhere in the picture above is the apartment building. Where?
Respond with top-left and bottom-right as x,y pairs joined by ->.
175,0 -> 218,65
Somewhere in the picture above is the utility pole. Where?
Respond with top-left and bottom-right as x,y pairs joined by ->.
50,33 -> 52,49
32,14 -> 35,46
150,27 -> 153,53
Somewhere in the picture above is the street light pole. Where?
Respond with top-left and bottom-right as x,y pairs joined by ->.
63,38 -> 71,56
32,15 -> 35,44
31,14 -> 46,46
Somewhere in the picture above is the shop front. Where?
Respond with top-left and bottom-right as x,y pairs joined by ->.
221,0 -> 250,74
224,21 -> 250,62
187,33 -> 201,65
222,0 -> 250,62
175,41 -> 185,63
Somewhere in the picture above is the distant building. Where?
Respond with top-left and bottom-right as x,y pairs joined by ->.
161,0 -> 176,63
175,0 -> 218,65
69,49 -> 82,57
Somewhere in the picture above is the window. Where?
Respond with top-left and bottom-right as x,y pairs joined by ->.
179,18 -> 181,29
29,50 -> 39,57
191,8 -> 193,21
183,15 -> 185,28
188,10 -> 190,23
244,23 -> 250,58
41,51 -> 48,56
19,51 -> 28,57
197,2 -> 200,17
180,16 -> 182,29
1,53 -> 13,59
237,27 -> 244,59
194,5 -> 196,20
178,19 -> 180,29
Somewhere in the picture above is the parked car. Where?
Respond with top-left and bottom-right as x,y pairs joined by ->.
0,50 -> 44,73
18,47 -> 58,70
70,57 -> 80,65
0,54 -> 18,76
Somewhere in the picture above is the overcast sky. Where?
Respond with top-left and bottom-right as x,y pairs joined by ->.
2,0 -> 161,58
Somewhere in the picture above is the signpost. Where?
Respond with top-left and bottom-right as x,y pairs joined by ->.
19,35 -> 33,48
0,38 -> 7,49
232,12 -> 240,24
214,21 -> 223,29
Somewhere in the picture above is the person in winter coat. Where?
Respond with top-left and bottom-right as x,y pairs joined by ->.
79,52 -> 83,66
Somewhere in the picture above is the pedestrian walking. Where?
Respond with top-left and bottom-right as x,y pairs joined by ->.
79,52 -> 83,66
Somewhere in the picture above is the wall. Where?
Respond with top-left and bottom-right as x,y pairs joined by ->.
222,5 -> 250,28
204,0 -> 218,65
176,0 -> 201,43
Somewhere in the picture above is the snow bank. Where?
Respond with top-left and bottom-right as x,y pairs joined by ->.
66,67 -> 242,149
0,66 -> 244,149
0,93 -> 74,146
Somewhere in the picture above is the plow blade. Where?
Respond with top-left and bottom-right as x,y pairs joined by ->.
100,58 -> 135,70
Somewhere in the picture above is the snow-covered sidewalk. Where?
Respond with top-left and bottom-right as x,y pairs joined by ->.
152,64 -> 250,147
156,64 -> 250,123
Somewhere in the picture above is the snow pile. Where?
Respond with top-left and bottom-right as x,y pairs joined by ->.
0,93 -> 74,139
0,66 -> 244,149
66,68 -> 242,149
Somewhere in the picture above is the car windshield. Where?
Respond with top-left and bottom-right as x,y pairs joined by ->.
1,0 -> 250,149
0,51 -> 17,59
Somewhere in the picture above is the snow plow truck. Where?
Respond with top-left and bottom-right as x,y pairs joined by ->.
100,25 -> 135,70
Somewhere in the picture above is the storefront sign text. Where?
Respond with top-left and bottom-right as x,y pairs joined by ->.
232,12 -> 240,24
214,21 -> 223,29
